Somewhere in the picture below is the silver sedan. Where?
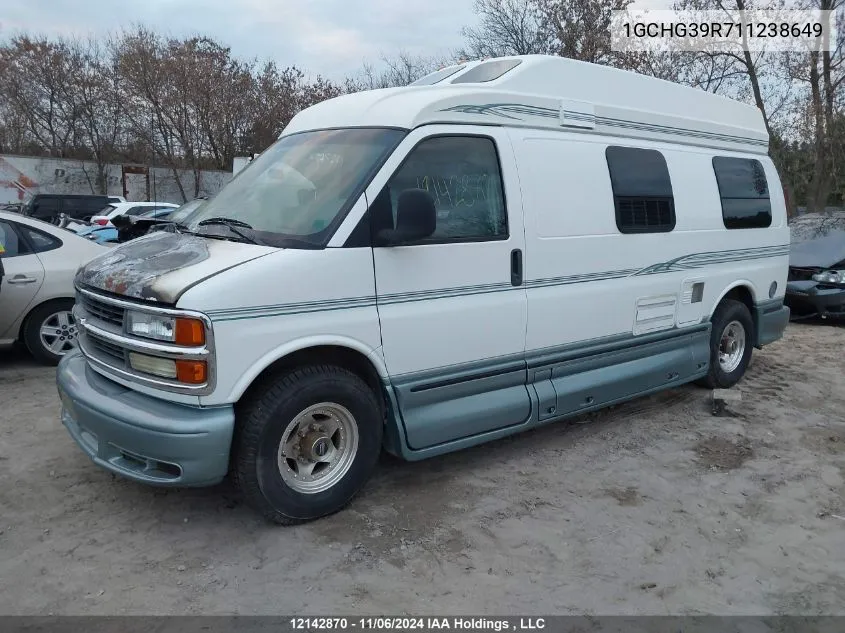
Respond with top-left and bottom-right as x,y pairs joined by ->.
0,210 -> 107,364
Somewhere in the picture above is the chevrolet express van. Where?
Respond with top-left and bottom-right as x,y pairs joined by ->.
57,55 -> 790,524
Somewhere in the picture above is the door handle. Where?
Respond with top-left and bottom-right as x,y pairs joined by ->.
510,249 -> 523,287
8,275 -> 37,285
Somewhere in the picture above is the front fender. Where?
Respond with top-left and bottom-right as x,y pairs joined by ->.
220,335 -> 388,404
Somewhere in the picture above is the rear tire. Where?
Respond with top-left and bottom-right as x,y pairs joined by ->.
23,299 -> 79,366
698,299 -> 754,389
232,365 -> 383,525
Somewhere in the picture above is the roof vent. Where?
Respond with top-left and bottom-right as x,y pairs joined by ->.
409,64 -> 467,86
451,59 -> 522,84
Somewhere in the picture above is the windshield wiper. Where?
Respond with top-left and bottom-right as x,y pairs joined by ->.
196,217 -> 265,245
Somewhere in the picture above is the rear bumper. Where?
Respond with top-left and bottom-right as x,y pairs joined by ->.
57,350 -> 234,487
754,300 -> 790,347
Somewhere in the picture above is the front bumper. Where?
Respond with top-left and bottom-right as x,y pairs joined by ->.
785,281 -> 845,318
57,350 -> 234,487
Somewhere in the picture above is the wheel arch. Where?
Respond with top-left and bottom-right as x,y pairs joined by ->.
709,281 -> 757,320
229,336 -> 389,407
708,281 -> 759,345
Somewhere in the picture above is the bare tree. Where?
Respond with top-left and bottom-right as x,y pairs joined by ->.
540,0 -> 635,64
0,36 -> 80,157
67,36 -> 124,193
460,0 -> 552,58
787,0 -> 845,211
349,51 -> 450,90
247,62 -> 344,153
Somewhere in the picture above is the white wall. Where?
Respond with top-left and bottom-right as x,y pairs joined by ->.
0,154 -> 231,205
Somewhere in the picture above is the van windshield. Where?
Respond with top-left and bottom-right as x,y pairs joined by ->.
184,128 -> 406,247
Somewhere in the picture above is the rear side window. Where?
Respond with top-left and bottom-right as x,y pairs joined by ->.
0,221 -> 30,257
20,225 -> 62,253
605,146 -> 675,234
712,157 -> 771,229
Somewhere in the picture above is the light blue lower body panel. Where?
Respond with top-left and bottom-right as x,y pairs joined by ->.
754,299 -> 790,347
391,359 -> 531,450
384,325 -> 711,461
539,326 -> 710,421
57,351 -> 234,487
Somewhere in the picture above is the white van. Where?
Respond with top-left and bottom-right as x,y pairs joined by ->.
57,55 -> 790,524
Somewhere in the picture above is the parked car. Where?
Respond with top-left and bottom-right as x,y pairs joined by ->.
85,207 -> 177,244
58,55 -> 790,524
113,197 -> 207,242
0,210 -> 106,364
21,194 -> 125,225
88,201 -> 179,227
785,216 -> 845,319
75,224 -> 119,245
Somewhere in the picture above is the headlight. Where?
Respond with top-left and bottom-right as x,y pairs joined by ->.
86,234 -> 97,240
812,270 -> 845,284
126,311 -> 206,345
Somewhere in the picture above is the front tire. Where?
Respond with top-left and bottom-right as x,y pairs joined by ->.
699,299 -> 754,389
232,365 -> 383,524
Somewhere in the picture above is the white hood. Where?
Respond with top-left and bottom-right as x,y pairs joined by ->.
74,230 -> 275,304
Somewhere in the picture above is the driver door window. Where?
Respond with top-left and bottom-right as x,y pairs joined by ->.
372,136 -> 508,244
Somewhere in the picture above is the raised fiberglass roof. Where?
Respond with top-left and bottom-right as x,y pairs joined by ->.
284,55 -> 769,153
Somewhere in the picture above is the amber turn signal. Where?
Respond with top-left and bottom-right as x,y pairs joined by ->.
174,318 -> 205,346
175,360 -> 207,384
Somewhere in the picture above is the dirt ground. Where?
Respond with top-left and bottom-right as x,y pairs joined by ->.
1,322 -> 844,616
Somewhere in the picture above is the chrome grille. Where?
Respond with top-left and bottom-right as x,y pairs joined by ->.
74,286 -> 215,395
79,293 -> 125,328
86,333 -> 126,365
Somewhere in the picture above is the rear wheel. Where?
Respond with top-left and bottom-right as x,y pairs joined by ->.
23,299 -> 79,366
698,299 -> 754,389
232,365 -> 383,524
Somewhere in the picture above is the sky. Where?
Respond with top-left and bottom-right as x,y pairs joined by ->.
1,0 -> 672,81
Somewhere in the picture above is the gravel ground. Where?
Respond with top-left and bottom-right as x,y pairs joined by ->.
1,322 -> 844,615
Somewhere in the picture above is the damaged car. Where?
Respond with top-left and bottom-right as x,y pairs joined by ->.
786,224 -> 845,319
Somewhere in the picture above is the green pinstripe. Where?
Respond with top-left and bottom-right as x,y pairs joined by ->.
206,244 -> 789,322
437,103 -> 770,147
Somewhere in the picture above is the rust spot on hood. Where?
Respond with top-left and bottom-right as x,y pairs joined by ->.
76,231 -> 211,303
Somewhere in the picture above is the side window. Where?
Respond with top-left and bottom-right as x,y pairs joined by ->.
605,146 -> 676,234
0,221 -> 31,258
712,157 -> 771,229
377,136 -> 508,243
125,206 -> 151,216
20,225 -> 62,253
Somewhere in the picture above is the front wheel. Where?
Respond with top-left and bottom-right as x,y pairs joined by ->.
232,365 -> 383,524
23,299 -> 79,365
699,299 -> 754,389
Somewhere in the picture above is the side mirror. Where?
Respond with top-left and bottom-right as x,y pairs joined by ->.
375,189 -> 436,246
